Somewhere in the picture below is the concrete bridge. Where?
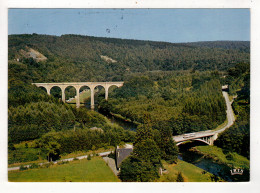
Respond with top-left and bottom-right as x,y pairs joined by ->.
173,90 -> 236,146
32,82 -> 124,109
173,130 -> 219,146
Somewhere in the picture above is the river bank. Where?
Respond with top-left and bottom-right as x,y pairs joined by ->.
190,146 -> 249,169
180,145 -> 249,182
158,159 -> 222,182
98,110 -> 139,131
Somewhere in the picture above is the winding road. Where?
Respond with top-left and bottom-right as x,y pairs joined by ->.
8,151 -> 113,171
173,88 -> 236,144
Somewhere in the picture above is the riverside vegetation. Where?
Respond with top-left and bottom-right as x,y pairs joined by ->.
8,34 -> 250,182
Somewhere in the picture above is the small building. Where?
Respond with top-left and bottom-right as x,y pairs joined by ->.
115,144 -> 133,170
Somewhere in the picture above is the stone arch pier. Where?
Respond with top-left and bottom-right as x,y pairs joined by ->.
32,82 -> 124,109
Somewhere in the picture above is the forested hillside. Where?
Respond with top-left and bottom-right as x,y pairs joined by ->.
9,34 -> 249,82
186,41 -> 250,52
99,71 -> 226,135
8,34 -> 250,180
215,63 -> 250,159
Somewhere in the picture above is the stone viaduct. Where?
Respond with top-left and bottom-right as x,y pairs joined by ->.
32,82 -> 124,109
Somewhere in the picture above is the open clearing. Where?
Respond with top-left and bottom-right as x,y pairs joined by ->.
8,157 -> 120,182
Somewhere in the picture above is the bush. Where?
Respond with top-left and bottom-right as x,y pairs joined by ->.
176,172 -> 184,182
58,160 -> 69,165
108,152 -> 115,159
8,148 -> 39,164
42,162 -> 54,168
210,174 -> 222,182
87,155 -> 91,160
29,163 -> 39,169
19,165 -> 28,171
119,155 -> 159,182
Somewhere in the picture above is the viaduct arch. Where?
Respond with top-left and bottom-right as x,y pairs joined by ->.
32,82 -> 124,109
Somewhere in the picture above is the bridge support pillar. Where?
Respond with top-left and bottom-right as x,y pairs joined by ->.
209,137 -> 213,145
105,85 -> 109,100
46,86 -> 51,95
62,89 -> 65,103
60,86 -> 66,103
76,87 -> 80,108
210,133 -> 218,145
90,87 -> 95,110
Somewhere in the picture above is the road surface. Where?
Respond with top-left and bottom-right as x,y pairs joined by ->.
8,151 -> 113,171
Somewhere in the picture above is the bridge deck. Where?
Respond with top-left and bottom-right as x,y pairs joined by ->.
173,130 -> 216,143
32,82 -> 124,86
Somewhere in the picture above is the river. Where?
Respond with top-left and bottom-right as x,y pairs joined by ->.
178,141 -> 249,182
178,142 -> 232,181
96,109 -> 248,182
97,109 -> 138,131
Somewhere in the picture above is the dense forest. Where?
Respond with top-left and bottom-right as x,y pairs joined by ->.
119,114 -> 178,182
9,34 -> 249,83
8,105 -> 135,163
99,71 -> 226,135
215,63 -> 250,159
8,34 -> 250,181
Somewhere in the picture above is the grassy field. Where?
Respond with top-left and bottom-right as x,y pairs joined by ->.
9,143 -> 114,168
8,157 -> 120,182
67,89 -> 91,104
191,146 -> 249,169
158,159 -> 215,182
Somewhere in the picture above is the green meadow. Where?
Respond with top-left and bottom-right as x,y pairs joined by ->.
8,157 -> 120,182
158,159 -> 217,182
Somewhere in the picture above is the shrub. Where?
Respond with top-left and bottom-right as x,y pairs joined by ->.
25,143 -> 28,148
119,155 -> 159,182
42,162 -> 54,168
19,165 -> 28,171
176,172 -> 184,182
8,148 -> 39,164
58,160 -> 69,165
29,163 -> 39,169
108,152 -> 115,159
